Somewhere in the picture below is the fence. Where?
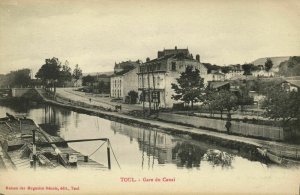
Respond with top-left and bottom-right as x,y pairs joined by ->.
158,113 -> 285,141
230,121 -> 284,140
158,113 -> 227,132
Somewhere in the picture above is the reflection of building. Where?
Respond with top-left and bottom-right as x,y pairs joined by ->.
110,122 -> 236,168
110,122 -> 175,164
40,105 -> 71,136
138,47 -> 207,108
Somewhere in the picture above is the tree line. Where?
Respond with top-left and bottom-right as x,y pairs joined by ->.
35,57 -> 82,95
0,69 -> 31,88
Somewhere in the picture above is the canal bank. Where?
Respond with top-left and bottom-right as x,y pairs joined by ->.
34,88 -> 300,166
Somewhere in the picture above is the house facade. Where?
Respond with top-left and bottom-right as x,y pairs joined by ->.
110,67 -> 139,101
252,70 -> 275,77
281,77 -> 300,92
204,71 -> 225,82
137,47 -> 207,108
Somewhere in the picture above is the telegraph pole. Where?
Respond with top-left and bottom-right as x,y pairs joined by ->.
147,65 -> 151,115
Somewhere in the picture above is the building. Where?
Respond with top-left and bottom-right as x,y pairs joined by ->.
110,61 -> 140,101
224,65 -> 244,80
252,65 -> 275,78
137,47 -> 207,108
205,72 -> 225,82
281,76 -> 300,92
207,81 -> 230,91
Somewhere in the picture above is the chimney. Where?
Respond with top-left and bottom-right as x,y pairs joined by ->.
196,54 -> 200,62
175,46 -> 177,50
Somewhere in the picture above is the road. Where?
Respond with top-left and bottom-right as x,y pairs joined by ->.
56,88 -> 143,113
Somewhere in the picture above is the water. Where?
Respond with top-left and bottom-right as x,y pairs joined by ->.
0,100 -> 298,174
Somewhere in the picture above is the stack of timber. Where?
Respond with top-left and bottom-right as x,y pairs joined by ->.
0,113 -> 107,171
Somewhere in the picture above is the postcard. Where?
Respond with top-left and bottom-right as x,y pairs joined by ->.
0,0 -> 299,194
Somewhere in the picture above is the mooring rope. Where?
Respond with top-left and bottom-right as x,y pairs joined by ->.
109,141 -> 121,170
88,141 -> 107,157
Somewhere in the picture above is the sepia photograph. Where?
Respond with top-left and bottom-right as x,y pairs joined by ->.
0,0 -> 299,194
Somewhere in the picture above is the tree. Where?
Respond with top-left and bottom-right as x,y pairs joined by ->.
264,58 -> 273,72
205,89 -> 238,119
35,57 -> 61,94
278,56 -> 300,76
82,75 -> 95,86
128,90 -> 138,104
171,66 -> 205,109
73,64 -> 83,86
97,80 -> 110,94
221,66 -> 230,74
58,60 -> 72,86
262,86 -> 300,126
237,85 -> 254,112
242,63 -> 254,75
10,69 -> 31,88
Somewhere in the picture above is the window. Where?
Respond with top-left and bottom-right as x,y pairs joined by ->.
171,62 -> 176,71
157,63 -> 161,70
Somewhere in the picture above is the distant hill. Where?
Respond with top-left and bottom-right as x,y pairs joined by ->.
252,56 -> 291,68
82,71 -> 114,77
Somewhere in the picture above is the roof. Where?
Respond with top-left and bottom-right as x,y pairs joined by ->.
142,52 -> 196,65
114,61 -> 139,69
202,63 -> 222,71
158,48 -> 189,58
258,77 -> 285,85
285,76 -> 300,80
284,79 -> 300,88
111,67 -> 137,77
208,81 -> 230,89
211,72 -> 224,75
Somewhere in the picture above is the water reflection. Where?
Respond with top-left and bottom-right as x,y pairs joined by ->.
0,101 -> 289,172
0,98 -> 40,114
111,121 -> 234,169
38,105 -> 71,136
203,149 -> 233,168
173,142 -> 204,168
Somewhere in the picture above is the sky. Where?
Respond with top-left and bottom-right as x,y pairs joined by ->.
0,0 -> 300,75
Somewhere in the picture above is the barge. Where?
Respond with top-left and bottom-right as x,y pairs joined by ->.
0,113 -> 110,171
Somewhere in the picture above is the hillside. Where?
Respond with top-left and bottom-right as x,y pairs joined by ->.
82,71 -> 114,76
252,56 -> 291,68
278,56 -> 300,76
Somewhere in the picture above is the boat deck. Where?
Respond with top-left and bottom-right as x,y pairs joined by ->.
0,115 -> 108,171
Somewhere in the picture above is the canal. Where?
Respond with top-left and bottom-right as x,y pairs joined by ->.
0,100 -> 297,176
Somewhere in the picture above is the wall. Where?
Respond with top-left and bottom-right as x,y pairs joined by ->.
123,68 -> 139,101
158,113 -> 286,141
110,76 -> 123,98
12,88 -> 32,97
